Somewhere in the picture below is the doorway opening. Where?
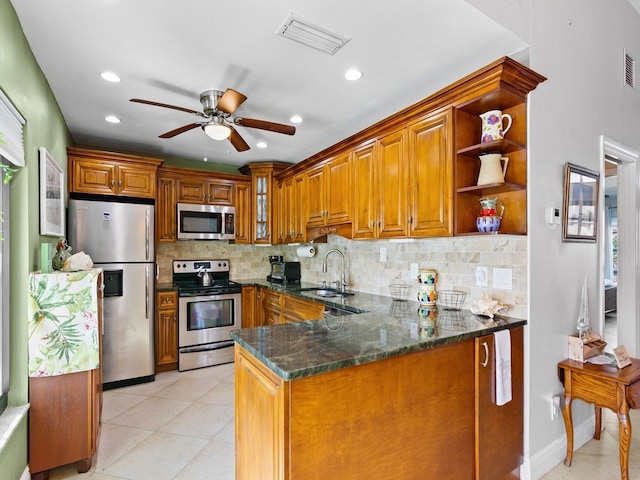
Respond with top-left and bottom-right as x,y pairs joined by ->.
600,136 -> 640,357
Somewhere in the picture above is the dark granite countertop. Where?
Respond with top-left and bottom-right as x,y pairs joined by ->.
232,279 -> 526,381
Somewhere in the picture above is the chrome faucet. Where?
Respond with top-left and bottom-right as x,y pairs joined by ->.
323,249 -> 348,293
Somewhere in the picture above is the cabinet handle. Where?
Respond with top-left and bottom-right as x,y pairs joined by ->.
378,221 -> 381,227
118,181 -> 122,187
481,341 -> 489,367
408,216 -> 413,224
111,180 -> 115,186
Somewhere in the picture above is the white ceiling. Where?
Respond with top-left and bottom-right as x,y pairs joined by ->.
10,0 -> 530,168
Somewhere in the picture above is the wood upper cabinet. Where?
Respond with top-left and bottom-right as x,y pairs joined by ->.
155,166 -> 249,243
453,58 -> 546,235
67,147 -> 162,198
156,175 -> 176,243
155,290 -> 178,372
240,162 -> 291,245
276,173 -> 306,244
352,129 -> 409,239
176,177 -> 235,205
475,327 -> 524,479
233,180 -> 252,244
305,152 -> 351,228
407,109 -> 453,237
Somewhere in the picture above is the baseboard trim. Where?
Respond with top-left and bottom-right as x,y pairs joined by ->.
521,416 -> 595,480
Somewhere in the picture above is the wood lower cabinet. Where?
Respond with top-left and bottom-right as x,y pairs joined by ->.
235,339 -> 476,480
281,294 -> 325,323
235,326 -> 524,480
262,289 -> 283,326
28,271 -> 104,480
475,327 -> 524,480
241,286 -> 259,328
155,290 -> 178,372
67,147 -> 162,198
243,287 -> 326,327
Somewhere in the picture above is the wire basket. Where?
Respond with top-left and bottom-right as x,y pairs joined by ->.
437,290 -> 466,310
389,284 -> 411,301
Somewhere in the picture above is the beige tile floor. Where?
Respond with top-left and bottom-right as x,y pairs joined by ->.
46,363 -> 236,480
42,356 -> 639,480
541,408 -> 640,480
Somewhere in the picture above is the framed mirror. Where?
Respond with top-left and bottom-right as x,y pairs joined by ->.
562,162 -> 600,243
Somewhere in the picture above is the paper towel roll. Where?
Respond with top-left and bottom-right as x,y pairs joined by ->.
296,245 -> 316,258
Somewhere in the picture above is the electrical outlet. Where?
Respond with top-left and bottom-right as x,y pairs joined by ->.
475,266 -> 488,287
550,395 -> 562,420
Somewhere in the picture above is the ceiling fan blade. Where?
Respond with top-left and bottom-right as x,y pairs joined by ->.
228,126 -> 250,152
234,117 -> 296,135
216,89 -> 248,115
130,98 -> 206,118
159,123 -> 202,138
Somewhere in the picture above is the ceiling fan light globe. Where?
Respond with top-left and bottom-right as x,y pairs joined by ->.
204,123 -> 231,140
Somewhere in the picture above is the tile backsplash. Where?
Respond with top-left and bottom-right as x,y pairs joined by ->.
157,234 -> 527,319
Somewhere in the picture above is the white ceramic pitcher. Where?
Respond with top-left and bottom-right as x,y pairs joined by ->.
477,153 -> 509,185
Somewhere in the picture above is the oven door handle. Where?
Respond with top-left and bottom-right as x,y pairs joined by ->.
179,341 -> 234,353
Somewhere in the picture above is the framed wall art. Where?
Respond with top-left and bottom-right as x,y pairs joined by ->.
562,162 -> 600,243
39,147 -> 64,236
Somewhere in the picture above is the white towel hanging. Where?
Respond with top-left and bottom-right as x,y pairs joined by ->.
494,330 -> 512,406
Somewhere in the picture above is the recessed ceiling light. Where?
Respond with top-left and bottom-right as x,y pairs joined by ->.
257,141 -> 267,149
345,68 -> 364,81
100,71 -> 122,83
290,115 -> 303,124
105,115 -> 120,124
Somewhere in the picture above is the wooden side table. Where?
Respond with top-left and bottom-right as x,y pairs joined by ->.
557,358 -> 640,480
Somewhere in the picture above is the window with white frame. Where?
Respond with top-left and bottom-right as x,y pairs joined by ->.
0,88 -> 25,415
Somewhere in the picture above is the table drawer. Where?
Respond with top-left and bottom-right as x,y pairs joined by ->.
571,372 -> 618,410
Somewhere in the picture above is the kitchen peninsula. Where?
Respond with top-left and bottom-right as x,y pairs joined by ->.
231,284 -> 526,480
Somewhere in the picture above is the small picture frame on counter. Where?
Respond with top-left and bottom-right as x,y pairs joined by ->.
613,345 -> 632,369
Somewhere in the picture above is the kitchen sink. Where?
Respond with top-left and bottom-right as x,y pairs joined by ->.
294,287 -> 355,298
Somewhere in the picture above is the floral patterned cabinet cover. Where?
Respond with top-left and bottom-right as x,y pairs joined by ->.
28,268 -> 102,377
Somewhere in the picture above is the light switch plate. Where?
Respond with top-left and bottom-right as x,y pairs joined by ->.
380,247 -> 387,262
493,268 -> 513,290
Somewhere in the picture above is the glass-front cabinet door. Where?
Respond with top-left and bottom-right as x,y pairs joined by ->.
239,162 -> 291,245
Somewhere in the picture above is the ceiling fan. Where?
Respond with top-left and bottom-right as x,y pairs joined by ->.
130,89 -> 296,152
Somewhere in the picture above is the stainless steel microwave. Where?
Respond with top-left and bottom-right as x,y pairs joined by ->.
177,203 -> 236,240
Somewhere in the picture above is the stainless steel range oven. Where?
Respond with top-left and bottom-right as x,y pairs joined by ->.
173,259 -> 242,371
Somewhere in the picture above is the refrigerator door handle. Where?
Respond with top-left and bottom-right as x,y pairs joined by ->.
145,208 -> 150,261
144,264 -> 149,320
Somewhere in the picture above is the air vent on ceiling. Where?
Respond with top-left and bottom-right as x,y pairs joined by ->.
625,50 -> 636,89
276,13 -> 350,55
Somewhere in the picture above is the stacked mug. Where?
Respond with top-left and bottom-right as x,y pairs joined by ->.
417,269 -> 437,307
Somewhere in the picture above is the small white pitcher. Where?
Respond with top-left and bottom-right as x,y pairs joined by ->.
477,153 -> 509,185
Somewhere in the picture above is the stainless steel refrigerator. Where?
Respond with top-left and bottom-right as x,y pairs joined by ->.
68,196 -> 155,388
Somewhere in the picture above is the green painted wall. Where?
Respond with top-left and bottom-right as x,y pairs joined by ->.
0,0 -> 73,476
